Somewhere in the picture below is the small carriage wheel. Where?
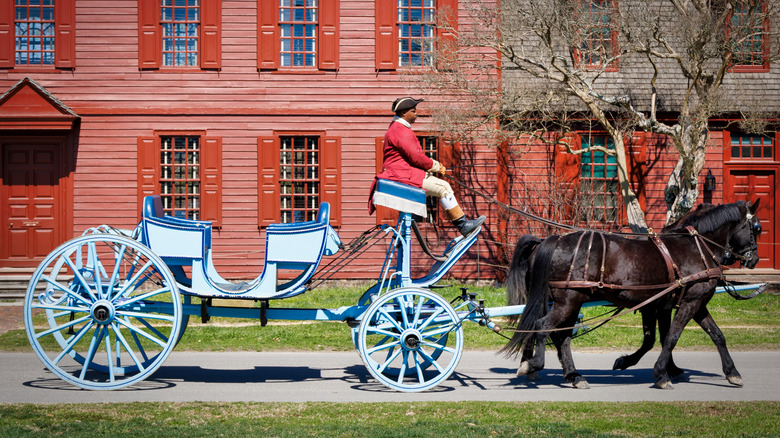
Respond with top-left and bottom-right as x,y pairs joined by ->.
24,234 -> 182,390
357,287 -> 464,392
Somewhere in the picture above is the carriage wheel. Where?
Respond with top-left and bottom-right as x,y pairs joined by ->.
356,287 -> 464,392
24,234 -> 182,390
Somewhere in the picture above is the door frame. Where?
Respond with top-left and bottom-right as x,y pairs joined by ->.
722,130 -> 779,270
0,134 -> 74,267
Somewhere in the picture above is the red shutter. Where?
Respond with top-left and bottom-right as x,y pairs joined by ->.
257,0 -> 279,70
137,136 -> 160,220
201,136 -> 222,227
627,132 -> 647,211
0,1 -> 13,68
138,0 -> 161,69
375,0 -> 397,70
553,134 -> 581,223
318,0 -> 339,70
375,136 -> 396,225
258,136 -> 281,227
320,136 -> 341,226
200,0 -> 222,70
436,0 -> 458,65
54,0 -> 75,69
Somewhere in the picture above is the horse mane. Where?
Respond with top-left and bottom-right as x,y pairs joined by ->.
663,202 -> 745,234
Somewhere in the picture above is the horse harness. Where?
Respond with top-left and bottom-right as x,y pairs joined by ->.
547,226 -> 723,310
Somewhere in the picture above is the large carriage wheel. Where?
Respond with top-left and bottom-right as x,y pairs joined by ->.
24,234 -> 182,390
356,287 -> 464,392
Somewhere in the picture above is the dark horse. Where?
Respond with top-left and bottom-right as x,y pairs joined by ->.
502,200 -> 762,389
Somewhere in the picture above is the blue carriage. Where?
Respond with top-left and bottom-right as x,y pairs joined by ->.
23,180 -> 498,392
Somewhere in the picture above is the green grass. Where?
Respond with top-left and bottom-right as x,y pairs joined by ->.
0,401 -> 778,437
3,284 -> 778,353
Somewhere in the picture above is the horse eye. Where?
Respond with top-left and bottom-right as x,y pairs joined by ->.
753,221 -> 762,235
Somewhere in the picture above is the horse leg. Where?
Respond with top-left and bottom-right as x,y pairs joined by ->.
694,307 -> 742,387
516,318 -> 549,377
551,328 -> 590,389
613,308 -> 658,371
653,302 -> 698,389
520,339 -> 541,381
657,308 -> 685,380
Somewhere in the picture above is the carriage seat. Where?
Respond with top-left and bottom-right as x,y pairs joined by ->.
372,179 -> 427,217
140,195 -> 213,262
265,201 -> 341,265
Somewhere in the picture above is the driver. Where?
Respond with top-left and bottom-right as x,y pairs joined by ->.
369,97 -> 485,236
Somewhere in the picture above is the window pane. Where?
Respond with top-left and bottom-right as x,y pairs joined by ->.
279,136 -> 320,223
14,0 -> 55,66
159,136 -> 201,219
160,0 -> 200,66
397,0 -> 436,67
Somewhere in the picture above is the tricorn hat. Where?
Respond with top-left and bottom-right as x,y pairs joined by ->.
392,97 -> 424,113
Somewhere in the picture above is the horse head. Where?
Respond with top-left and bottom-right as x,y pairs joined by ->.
726,199 -> 762,269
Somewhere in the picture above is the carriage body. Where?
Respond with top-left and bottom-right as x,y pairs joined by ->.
23,184 -> 489,392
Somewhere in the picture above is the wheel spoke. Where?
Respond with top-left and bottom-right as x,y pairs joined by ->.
417,307 -> 445,332
134,316 -> 170,344
114,317 -> 167,348
111,323 -> 146,372
377,347 -> 403,374
103,328 -> 115,382
417,348 -> 444,373
110,260 -> 156,302
40,276 -> 92,307
396,351 -> 409,383
35,313 -> 92,340
367,337 -> 401,355
376,307 -> 404,332
105,243 -> 127,301
114,286 -> 173,308
52,321 -> 95,365
63,256 -> 99,303
79,326 -> 105,380
115,310 -> 176,323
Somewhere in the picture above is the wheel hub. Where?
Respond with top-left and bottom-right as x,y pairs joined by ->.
91,300 -> 115,324
401,329 -> 422,351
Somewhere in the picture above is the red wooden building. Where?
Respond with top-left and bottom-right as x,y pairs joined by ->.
0,0 -> 777,284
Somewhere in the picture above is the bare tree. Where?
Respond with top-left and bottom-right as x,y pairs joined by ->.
617,0 -> 780,222
410,0 -> 779,228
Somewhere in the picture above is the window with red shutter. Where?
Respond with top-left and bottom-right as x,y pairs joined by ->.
374,0 -> 457,71
258,134 -> 341,228
137,133 -> 222,227
138,0 -> 221,70
573,0 -> 619,72
728,1 -> 770,73
0,0 -> 75,69
257,0 -> 339,71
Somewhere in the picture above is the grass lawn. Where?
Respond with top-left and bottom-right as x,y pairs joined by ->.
1,401 -> 778,437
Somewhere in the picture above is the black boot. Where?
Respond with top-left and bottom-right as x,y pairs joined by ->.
452,215 -> 486,237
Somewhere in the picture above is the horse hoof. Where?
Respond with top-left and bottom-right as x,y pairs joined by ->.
612,357 -> 626,370
526,371 -> 540,381
655,379 -> 674,390
517,361 -> 531,377
727,375 -> 743,387
573,377 -> 590,389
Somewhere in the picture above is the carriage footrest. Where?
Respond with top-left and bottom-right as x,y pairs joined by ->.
373,179 -> 427,216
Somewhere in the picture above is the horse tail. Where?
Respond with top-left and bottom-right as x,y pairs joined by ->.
505,234 -> 543,325
501,234 -> 560,357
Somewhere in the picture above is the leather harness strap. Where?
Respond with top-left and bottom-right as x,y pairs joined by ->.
548,230 -> 723,301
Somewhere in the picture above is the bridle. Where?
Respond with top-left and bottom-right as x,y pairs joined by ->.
722,212 -> 761,266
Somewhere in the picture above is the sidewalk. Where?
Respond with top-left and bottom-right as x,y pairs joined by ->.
0,303 -> 24,334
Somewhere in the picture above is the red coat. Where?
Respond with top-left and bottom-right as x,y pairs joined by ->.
369,121 -> 434,214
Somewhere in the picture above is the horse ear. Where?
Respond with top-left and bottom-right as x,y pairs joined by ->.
750,198 -> 761,215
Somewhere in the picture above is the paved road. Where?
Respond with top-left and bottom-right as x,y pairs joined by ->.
1,350 -> 778,403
